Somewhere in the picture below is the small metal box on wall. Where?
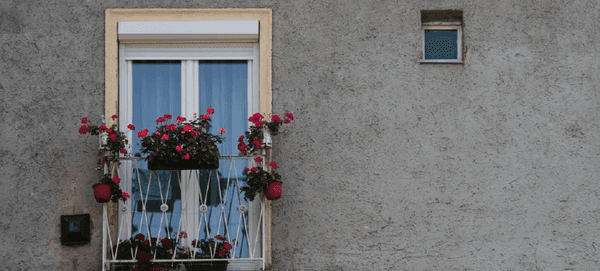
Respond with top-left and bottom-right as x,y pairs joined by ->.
61,214 -> 91,245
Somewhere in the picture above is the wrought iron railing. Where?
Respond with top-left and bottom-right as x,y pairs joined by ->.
101,156 -> 265,271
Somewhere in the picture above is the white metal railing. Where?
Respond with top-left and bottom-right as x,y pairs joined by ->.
101,156 -> 265,271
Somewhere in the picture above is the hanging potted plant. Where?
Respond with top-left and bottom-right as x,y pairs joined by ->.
78,115 -> 133,203
236,112 -> 293,201
138,108 -> 225,170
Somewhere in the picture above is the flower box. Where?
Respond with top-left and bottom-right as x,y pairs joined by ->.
148,153 -> 219,170
185,261 -> 228,271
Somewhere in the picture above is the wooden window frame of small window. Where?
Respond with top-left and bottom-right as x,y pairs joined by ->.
420,22 -> 463,64
104,8 -> 273,268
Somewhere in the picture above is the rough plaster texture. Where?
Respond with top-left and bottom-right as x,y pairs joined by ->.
1,0 -> 599,270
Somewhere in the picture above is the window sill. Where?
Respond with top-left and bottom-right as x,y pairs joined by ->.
419,59 -> 464,64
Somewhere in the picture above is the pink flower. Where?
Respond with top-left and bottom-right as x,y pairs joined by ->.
224,243 -> 232,251
219,128 -> 226,134
164,114 -> 172,120
271,115 -> 281,124
252,139 -> 262,149
109,134 -> 117,141
137,129 -> 148,138
284,118 -> 291,124
248,113 -> 263,123
175,145 -> 183,152
201,114 -> 211,120
112,176 -> 121,184
155,131 -> 161,136
78,125 -> 88,134
120,148 -> 127,154
127,124 -> 135,130
238,135 -> 245,142
269,161 -> 278,169
161,134 -> 169,141
179,231 -> 187,238
81,117 -> 88,124
251,167 -> 258,173
111,115 -> 118,120
254,157 -> 263,163
254,120 -> 263,127
285,112 -> 294,121
122,192 -> 130,198
182,153 -> 190,160
106,129 -> 113,134
207,108 -> 215,114
98,125 -> 107,132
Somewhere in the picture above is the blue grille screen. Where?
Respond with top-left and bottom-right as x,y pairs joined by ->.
425,30 -> 457,59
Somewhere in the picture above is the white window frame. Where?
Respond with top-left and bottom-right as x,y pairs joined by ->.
116,21 -> 264,270
420,22 -> 463,64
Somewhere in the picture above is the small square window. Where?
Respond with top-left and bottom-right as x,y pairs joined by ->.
420,10 -> 463,64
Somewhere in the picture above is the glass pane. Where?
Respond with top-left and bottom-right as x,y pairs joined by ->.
198,60 -> 248,156
131,60 -> 182,239
425,30 -> 457,59
132,60 -> 182,157
198,61 -> 250,258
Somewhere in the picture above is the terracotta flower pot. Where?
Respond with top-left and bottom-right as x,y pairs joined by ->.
92,183 -> 112,203
264,181 -> 282,200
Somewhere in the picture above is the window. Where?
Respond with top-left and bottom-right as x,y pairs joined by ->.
420,10 -> 464,64
104,9 -> 272,271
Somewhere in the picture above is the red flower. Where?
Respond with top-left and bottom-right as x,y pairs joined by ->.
284,118 -> 291,124
137,129 -> 148,138
248,113 -> 263,123
254,157 -> 263,163
120,148 -> 127,154
215,235 -> 226,241
251,167 -> 258,173
161,134 -> 169,141
160,238 -> 172,249
207,107 -> 215,114
122,192 -> 130,198
112,176 -> 121,184
109,134 -> 117,141
238,135 -> 245,142
137,251 -> 150,262
243,168 -> 250,172
111,115 -> 118,120
179,231 -> 187,238
164,114 -> 172,120
102,156 -> 109,164
191,131 -> 199,138
218,249 -> 227,258
183,125 -> 193,133
78,125 -> 88,134
175,145 -> 183,152
285,112 -> 294,121
271,115 -> 281,124
81,117 -> 88,124
155,131 -> 161,136
269,161 -> 278,169
127,124 -> 135,130
106,129 -> 113,134
176,116 -> 186,123
166,124 -> 177,130
219,128 -> 226,134
156,117 -> 165,123
135,233 -> 145,241
252,139 -> 262,149
224,242 -> 232,251
182,153 -> 190,160
98,125 -> 107,132
254,120 -> 263,127
201,114 -> 210,120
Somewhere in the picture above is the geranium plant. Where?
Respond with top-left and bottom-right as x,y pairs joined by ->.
78,115 -> 133,164
93,174 -> 130,203
138,108 -> 225,170
237,112 -> 293,201
241,158 -> 282,201
236,112 -> 294,155
112,233 -> 176,271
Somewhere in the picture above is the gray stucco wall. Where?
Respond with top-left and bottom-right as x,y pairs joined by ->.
1,0 -> 599,270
